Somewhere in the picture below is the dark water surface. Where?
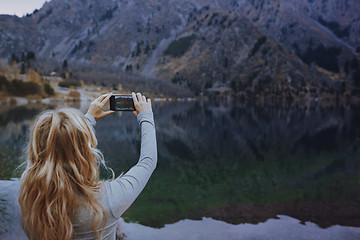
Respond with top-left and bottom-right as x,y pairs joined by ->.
1,100 -> 360,229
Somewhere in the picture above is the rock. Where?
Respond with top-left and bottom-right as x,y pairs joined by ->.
0,179 -> 27,239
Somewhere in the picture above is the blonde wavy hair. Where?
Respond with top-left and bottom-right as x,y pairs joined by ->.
19,108 -> 108,240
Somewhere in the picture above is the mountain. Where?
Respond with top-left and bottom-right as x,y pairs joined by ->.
218,0 -> 360,88
0,0 -> 359,98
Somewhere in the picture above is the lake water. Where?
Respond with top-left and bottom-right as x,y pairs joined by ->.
0,100 -> 360,239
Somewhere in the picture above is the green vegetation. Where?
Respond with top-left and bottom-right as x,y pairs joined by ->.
100,6 -> 118,22
207,12 -> 220,26
300,44 -> 341,73
318,17 -> 350,38
164,34 -> 196,58
223,57 -> 228,68
0,76 -> 47,96
11,51 -> 36,68
351,57 -> 359,69
71,41 -> 84,55
11,79 -> 41,96
26,51 -> 36,61
136,43 -> 142,56
44,83 -> 55,96
353,69 -> 360,86
171,72 -> 185,84
171,72 -> 202,95
62,59 -> 68,70
351,88 -> 360,97
186,81 -> 201,96
125,64 -> 133,72
207,13 -> 228,28
144,42 -> 150,54
58,79 -> 82,88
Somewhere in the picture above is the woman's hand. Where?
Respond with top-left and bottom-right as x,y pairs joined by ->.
87,93 -> 115,120
132,92 -> 152,117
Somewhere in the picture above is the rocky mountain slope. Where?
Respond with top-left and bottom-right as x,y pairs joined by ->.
0,0 -> 359,98
219,0 -> 360,87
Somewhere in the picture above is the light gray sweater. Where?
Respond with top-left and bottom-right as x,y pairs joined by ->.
71,110 -> 157,239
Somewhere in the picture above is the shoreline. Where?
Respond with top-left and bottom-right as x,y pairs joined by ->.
1,179 -> 359,240
1,90 -> 360,109
0,75 -> 360,108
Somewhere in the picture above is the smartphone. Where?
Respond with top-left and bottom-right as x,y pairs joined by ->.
109,95 -> 135,111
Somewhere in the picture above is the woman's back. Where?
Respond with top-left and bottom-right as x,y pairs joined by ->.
72,110 -> 157,239
18,93 -> 157,240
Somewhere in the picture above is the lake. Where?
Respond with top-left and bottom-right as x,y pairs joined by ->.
0,99 -> 360,239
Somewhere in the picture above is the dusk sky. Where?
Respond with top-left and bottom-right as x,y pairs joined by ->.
0,0 -> 48,17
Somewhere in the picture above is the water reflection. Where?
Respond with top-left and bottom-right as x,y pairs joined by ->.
0,105 -> 44,179
98,101 -> 360,228
1,101 -> 360,229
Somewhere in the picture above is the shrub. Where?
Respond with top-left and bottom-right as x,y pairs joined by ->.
68,90 -> 81,99
300,44 -> 341,73
318,17 -> 350,38
9,98 -> 17,105
26,51 -> 36,61
353,69 -> 360,87
100,6 -> 118,22
7,79 -> 42,96
58,80 -> 81,88
71,41 -> 84,55
44,83 -> 55,96
351,88 -> 360,97
171,72 -> 186,84
0,75 -> 9,91
351,57 -> 359,69
0,76 -> 50,96
27,82 -> 42,95
186,80 -> 201,96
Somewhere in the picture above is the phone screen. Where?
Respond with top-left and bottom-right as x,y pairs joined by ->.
110,95 -> 135,111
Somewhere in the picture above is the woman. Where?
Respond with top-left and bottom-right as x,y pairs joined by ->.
18,92 -> 157,240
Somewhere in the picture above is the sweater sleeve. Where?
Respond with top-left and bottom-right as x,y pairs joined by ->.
106,110 -> 157,218
84,113 -> 96,127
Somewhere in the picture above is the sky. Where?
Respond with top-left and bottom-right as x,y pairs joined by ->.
0,0 -> 49,17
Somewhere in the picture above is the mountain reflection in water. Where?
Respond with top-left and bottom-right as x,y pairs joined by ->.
0,100 -> 359,230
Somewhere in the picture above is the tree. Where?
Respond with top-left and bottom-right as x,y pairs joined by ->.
20,63 -> 26,74
224,56 -> 228,68
21,52 -> 25,62
126,64 -> 133,72
26,51 -> 36,61
44,83 -> 55,96
11,54 -> 19,63
136,43 -> 142,56
249,36 -> 267,57
351,57 -> 359,70
63,59 -> 68,70
145,42 -> 150,54
353,69 -> 360,87
27,69 -> 40,83
164,34 -> 196,58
